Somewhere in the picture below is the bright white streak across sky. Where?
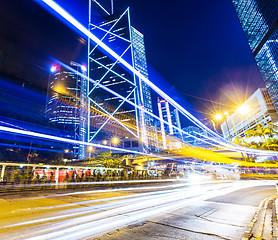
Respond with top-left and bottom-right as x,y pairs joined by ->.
40,0 -> 222,138
0,125 -> 178,160
37,0 -> 278,157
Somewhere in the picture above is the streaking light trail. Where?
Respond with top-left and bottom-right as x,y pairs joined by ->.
55,61 -> 278,157
4,181 -> 271,240
37,0 -> 278,158
38,0 -> 223,140
0,125 -> 176,160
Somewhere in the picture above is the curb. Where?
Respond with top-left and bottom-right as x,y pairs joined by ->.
241,197 -> 269,240
242,196 -> 278,240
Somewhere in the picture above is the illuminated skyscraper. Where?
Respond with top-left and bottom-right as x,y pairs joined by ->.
231,1 -> 278,111
45,62 -> 87,159
87,1 -> 154,152
157,98 -> 182,149
172,109 -> 182,137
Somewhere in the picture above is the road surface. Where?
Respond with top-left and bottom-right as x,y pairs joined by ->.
0,180 -> 276,240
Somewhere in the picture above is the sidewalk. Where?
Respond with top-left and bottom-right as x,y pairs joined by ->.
242,196 -> 278,240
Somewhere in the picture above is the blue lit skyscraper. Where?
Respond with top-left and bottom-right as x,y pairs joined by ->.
46,62 -> 87,159
87,1 -> 155,152
231,1 -> 278,111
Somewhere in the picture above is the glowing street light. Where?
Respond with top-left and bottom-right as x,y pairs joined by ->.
88,146 -> 93,159
238,104 -> 258,124
81,65 -> 87,72
238,105 -> 249,115
112,137 -> 119,145
215,114 -> 223,121
214,112 -> 232,140
103,137 -> 119,154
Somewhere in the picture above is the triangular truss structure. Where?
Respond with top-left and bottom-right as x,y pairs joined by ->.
88,4 -> 140,143
87,1 -> 156,153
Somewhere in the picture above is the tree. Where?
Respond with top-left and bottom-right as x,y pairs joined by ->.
245,123 -> 267,143
264,122 -> 278,138
244,122 -> 278,151
97,153 -> 123,168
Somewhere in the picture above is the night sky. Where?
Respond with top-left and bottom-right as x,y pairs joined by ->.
0,0 -> 265,123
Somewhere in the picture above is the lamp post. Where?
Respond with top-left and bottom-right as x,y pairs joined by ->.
111,137 -> 119,154
214,113 -> 232,140
103,138 -> 119,154
214,112 -> 239,141
238,105 -> 258,124
88,146 -> 93,159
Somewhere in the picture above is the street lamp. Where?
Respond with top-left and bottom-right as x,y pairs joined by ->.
112,137 -> 119,145
103,138 -> 119,154
110,137 -> 119,154
238,105 -> 249,115
214,112 -> 233,140
88,146 -> 93,159
237,104 -> 258,124
215,114 -> 223,121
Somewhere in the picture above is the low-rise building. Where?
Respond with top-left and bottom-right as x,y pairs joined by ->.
221,88 -> 278,142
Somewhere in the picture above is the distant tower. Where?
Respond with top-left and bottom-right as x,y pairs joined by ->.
157,98 -> 182,149
231,0 -> 278,113
172,109 -> 182,136
157,98 -> 173,134
87,0 -> 154,152
45,62 -> 87,159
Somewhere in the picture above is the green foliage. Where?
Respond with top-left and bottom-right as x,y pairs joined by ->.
96,152 -> 123,168
244,122 -> 278,151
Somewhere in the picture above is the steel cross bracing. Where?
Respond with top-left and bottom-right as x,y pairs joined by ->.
87,4 -> 142,144
40,0 -> 221,142
38,0 -> 278,156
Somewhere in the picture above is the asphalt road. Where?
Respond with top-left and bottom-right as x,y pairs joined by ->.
0,180 -> 276,240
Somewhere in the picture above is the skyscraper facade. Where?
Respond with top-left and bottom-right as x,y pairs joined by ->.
231,1 -> 278,111
88,1 -> 155,152
45,62 -> 87,159
157,98 -> 182,149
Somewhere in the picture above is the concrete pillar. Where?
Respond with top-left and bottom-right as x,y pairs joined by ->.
0,165 -> 5,181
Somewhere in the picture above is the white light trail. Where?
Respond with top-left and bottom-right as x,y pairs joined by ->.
20,181 -> 269,240
0,125 -> 177,160
57,61 -> 255,155
37,0 -> 278,157
39,0 -> 223,138
3,185 -> 197,229
3,178 -> 184,190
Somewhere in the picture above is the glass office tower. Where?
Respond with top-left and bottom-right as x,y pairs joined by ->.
231,1 -> 278,111
88,1 -> 155,152
46,63 -> 87,159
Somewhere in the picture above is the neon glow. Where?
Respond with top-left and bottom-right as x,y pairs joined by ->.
6,181 -> 270,240
81,65 -> 87,71
34,1 -> 278,157
56,60 -> 231,152
50,65 -> 58,72
39,0 -> 223,140
0,125 -> 177,160
38,1 -> 247,154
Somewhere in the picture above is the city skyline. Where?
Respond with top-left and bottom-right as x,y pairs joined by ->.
0,0 -> 264,119
0,2 -> 277,239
